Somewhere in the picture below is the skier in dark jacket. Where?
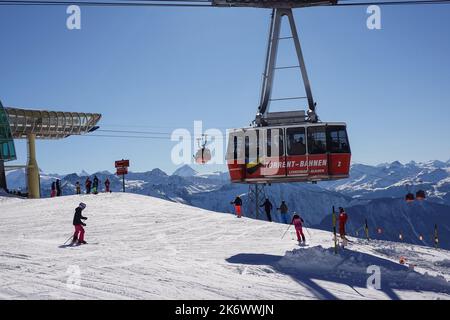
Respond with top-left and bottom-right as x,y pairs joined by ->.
105,178 -> 111,193
72,202 -> 88,244
51,181 -> 56,197
85,177 -> 92,194
230,196 -> 243,218
56,179 -> 62,197
93,176 -> 99,194
260,198 -> 273,222
277,201 -> 289,224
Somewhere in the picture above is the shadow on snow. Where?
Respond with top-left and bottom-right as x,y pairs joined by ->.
226,246 -> 450,300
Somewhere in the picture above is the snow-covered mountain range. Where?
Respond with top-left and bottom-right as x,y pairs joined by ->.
5,160 -> 450,248
322,160 -> 450,205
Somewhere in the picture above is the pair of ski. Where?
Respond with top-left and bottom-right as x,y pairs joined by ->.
336,237 -> 353,248
61,234 -> 90,247
60,239 -> 87,247
293,239 -> 308,246
60,241 -> 98,248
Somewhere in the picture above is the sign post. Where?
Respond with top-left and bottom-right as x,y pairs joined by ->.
434,224 -> 439,248
115,159 -> 130,193
365,218 -> 370,241
332,206 -> 337,254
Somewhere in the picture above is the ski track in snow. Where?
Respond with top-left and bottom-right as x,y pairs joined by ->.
1,193 -> 450,300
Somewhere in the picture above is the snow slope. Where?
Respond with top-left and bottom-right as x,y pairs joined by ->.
1,193 -> 450,300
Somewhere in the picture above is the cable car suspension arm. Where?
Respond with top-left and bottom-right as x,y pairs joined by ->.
256,8 -> 316,126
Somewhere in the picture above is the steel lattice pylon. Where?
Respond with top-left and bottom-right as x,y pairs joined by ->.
246,184 -> 268,220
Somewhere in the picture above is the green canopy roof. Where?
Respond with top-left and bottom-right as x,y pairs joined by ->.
0,100 -> 16,162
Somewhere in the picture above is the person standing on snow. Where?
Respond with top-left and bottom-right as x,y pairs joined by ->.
93,175 -> 99,194
105,178 -> 111,193
75,181 -> 81,195
338,207 -> 348,240
56,179 -> 62,197
260,198 -> 273,222
85,177 -> 92,194
230,196 -> 243,218
50,181 -> 56,197
291,213 -> 306,244
72,202 -> 88,244
277,201 -> 289,224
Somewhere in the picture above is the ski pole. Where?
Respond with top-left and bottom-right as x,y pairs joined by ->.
281,223 -> 292,240
302,220 -> 312,239
332,206 -> 338,254
303,225 -> 312,239
63,233 -> 74,245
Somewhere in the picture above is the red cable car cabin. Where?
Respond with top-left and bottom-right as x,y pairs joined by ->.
226,122 -> 351,184
194,147 -> 212,165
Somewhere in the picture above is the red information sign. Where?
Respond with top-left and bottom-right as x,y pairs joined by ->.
115,159 -> 130,168
115,159 -> 130,193
116,167 -> 128,176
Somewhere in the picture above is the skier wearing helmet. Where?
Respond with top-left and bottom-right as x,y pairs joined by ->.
291,213 -> 306,244
230,195 -> 243,218
338,207 -> 348,240
72,202 -> 88,245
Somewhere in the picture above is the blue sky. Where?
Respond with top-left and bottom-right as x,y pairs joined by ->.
1,4 -> 449,174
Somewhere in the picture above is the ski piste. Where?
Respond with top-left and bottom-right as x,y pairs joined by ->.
2,193 -> 450,300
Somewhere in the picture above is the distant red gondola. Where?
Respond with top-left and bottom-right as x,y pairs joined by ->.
194,148 -> 212,164
194,134 -> 211,165
416,190 -> 426,200
405,192 -> 415,202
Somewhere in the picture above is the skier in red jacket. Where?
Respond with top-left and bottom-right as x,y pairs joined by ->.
292,214 -> 306,244
338,207 -> 348,240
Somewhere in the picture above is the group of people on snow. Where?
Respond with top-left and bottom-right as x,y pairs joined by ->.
66,192 -> 348,248
230,195 -> 349,244
52,176 -> 111,197
76,176 -> 111,195
50,179 -> 62,197
259,198 -> 289,224
231,196 -> 293,224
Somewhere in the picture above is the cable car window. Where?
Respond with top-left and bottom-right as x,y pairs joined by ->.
287,127 -> 306,155
233,136 -> 238,161
245,136 -> 249,164
244,130 -> 260,164
226,133 -> 244,162
256,130 -> 260,160
267,128 -> 284,157
326,126 -> 350,153
307,126 -> 327,154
